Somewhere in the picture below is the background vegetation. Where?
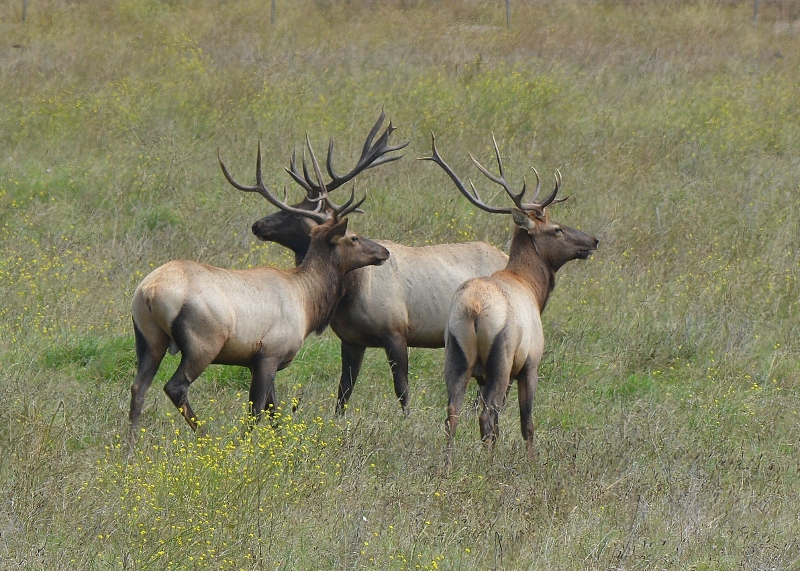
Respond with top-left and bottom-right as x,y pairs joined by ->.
2,0 -> 800,568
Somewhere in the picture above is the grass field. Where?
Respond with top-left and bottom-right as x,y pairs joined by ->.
2,0 -> 800,568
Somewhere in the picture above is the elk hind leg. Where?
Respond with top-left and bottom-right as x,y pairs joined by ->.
129,320 -> 169,445
443,332 -> 474,458
478,381 -> 507,452
163,307 -> 227,433
478,341 -> 512,450
163,344 -> 218,433
336,340 -> 366,415
516,362 -> 539,457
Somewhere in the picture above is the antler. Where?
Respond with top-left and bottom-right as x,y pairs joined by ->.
418,132 -> 512,214
419,132 -> 566,214
302,136 -> 366,220
285,109 -> 409,198
219,142 -> 331,225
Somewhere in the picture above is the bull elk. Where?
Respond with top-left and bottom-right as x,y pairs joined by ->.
128,143 -> 389,444
244,112 -> 508,415
420,133 -> 598,460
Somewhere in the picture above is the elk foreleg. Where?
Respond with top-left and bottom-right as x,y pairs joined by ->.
336,340 -> 366,415
384,332 -> 410,415
516,362 -> 539,458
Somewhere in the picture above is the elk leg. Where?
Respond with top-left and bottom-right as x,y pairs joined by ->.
479,339 -> 514,449
478,376 -> 510,450
476,381 -> 510,407
384,333 -> 410,415
336,340 -> 366,415
163,350 -> 216,433
249,356 -> 279,422
443,332 -> 473,460
129,322 -> 169,446
478,396 -> 502,451
516,363 -> 539,457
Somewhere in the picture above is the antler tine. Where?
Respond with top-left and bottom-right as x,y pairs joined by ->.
287,110 -> 408,198
305,134 -> 330,197
219,142 -> 329,224
218,141 -> 270,194
328,182 -> 368,219
417,132 -> 512,215
306,134 -> 372,217
351,121 -> 409,171
285,146 -> 321,198
528,167 -> 542,203
283,138 -> 324,197
301,145 -> 318,192
536,168 -> 567,209
326,111 -> 409,188
339,107 -> 390,178
548,169 -> 569,206
491,133 -> 508,182
358,109 -> 409,167
306,134 -> 368,220
468,133 -> 528,210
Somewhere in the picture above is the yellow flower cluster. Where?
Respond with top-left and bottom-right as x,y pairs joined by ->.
93,404 -> 338,569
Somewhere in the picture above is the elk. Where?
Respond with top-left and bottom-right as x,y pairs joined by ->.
420,133 -> 598,459
128,143 -> 389,444
244,112 -> 509,415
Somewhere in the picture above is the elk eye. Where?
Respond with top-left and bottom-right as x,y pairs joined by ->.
554,227 -> 564,235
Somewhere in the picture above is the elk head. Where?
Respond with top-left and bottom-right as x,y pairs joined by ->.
420,132 -> 597,273
219,137 -> 389,273
236,110 -> 407,264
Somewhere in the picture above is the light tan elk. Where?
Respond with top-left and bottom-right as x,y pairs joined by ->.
128,144 -> 389,442
420,134 -> 598,459
245,112 -> 509,414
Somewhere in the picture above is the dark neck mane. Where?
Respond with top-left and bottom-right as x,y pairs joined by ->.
285,234 -> 310,267
294,242 -> 346,335
504,227 -> 557,313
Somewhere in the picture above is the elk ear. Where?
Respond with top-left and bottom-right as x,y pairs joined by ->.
512,208 -> 536,231
326,217 -> 349,242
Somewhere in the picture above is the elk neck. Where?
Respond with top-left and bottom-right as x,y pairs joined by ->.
503,226 -> 557,313
293,243 -> 348,335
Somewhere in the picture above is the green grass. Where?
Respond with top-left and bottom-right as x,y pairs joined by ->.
3,0 -> 800,568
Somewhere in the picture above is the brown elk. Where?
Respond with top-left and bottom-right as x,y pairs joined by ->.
244,112 -> 509,415
420,133 -> 598,459
128,143 -> 389,443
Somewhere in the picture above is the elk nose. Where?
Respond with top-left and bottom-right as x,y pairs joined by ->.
251,221 -> 268,241
593,237 -> 599,247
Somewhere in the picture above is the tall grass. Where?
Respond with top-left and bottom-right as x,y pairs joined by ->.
2,0 -> 800,568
